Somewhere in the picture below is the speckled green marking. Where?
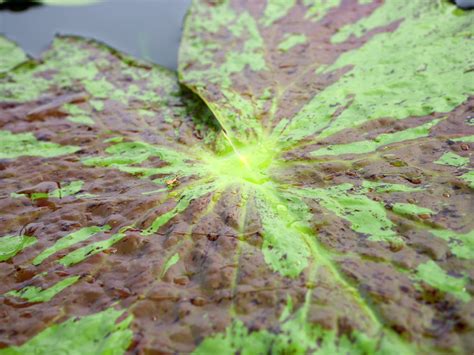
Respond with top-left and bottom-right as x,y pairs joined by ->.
254,186 -> 311,277
0,308 -> 133,354
331,1 -> 418,43
89,99 -> 104,111
6,276 -> 80,303
0,235 -> 37,262
179,0 -> 268,142
415,261 -> 470,302
32,225 -> 111,266
0,131 -> 80,160
282,1 -> 474,144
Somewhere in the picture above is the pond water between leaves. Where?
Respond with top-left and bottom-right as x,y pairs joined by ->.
0,0 -> 191,70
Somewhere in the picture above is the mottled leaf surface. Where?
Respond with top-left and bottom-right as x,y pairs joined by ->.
178,0 -> 474,353
0,0 -> 473,353
0,35 -> 223,353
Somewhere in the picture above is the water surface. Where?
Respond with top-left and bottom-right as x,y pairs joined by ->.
0,0 -> 191,70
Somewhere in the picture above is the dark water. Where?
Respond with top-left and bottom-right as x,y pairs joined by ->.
0,0 -> 191,70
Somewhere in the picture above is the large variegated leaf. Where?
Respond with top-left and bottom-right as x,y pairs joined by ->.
178,0 -> 474,353
0,0 -> 473,353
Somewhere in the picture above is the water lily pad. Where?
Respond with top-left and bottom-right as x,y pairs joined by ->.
179,0 -> 474,353
0,0 -> 473,353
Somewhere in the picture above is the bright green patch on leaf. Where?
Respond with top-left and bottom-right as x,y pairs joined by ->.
0,235 -> 37,262
0,308 -> 133,355
0,36 -> 27,74
83,141 -> 201,182
392,203 -> 434,218
254,186 -> 311,277
0,131 -> 80,160
278,33 -> 307,52
58,231 -> 126,267
460,170 -> 474,188
63,103 -> 95,126
89,99 -> 104,111
452,135 -> 474,143
261,0 -> 296,27
11,180 -> 84,200
6,276 -> 80,303
311,119 -> 441,156
32,225 -> 111,266
295,184 -> 403,244
434,152 -> 469,167
415,260 -> 470,302
431,229 -> 474,260
200,141 -> 276,185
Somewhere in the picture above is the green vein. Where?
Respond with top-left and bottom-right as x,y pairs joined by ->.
160,253 -> 180,277
142,182 -> 218,235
